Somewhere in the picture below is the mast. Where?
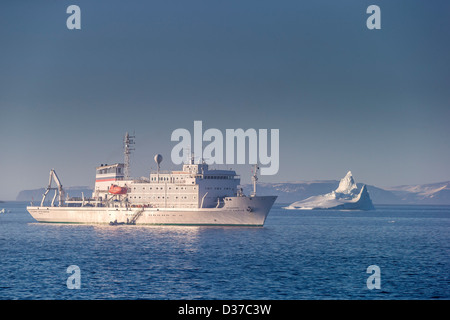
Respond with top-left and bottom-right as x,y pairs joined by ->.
124,132 -> 135,179
251,164 -> 259,197
154,154 -> 163,183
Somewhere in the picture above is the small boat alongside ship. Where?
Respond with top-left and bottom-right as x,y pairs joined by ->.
27,133 -> 276,226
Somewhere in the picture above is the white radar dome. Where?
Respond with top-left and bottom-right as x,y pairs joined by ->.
154,154 -> 163,165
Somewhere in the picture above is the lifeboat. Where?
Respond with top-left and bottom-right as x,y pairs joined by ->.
109,184 -> 127,195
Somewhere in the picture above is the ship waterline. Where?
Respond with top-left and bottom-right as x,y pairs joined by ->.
27,196 -> 276,226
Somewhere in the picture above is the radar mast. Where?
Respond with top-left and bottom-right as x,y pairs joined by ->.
124,132 -> 135,179
251,164 -> 259,197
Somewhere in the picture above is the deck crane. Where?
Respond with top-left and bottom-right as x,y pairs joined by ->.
40,169 -> 65,207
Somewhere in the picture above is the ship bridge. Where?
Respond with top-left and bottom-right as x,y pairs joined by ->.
93,163 -> 127,198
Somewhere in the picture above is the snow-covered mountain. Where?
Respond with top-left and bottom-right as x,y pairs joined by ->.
241,180 -> 450,205
241,180 -> 398,204
385,181 -> 450,205
283,171 -> 375,210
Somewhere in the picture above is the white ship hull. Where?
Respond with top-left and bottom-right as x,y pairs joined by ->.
27,196 -> 276,226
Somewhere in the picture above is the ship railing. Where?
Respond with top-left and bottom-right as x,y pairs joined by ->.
149,170 -> 173,174
131,178 -> 150,183
67,197 -> 96,202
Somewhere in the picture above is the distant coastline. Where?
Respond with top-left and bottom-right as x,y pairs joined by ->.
15,179 -> 450,205
16,186 -> 93,203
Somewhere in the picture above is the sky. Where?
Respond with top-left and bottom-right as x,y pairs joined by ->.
0,0 -> 449,200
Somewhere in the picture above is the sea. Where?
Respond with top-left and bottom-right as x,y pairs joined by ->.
0,201 -> 448,300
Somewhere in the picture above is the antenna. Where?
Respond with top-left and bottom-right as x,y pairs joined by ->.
182,146 -> 191,164
154,154 -> 163,182
124,132 -> 135,179
251,164 -> 259,197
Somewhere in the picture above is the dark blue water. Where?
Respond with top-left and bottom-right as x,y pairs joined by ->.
0,202 -> 448,300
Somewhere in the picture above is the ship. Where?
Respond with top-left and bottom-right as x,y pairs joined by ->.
27,133 -> 277,226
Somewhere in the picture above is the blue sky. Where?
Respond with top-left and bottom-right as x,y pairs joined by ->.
1,0 -> 449,200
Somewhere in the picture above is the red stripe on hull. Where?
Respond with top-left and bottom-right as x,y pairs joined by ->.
95,178 -> 118,182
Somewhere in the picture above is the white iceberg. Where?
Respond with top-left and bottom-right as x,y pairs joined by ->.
284,171 -> 375,210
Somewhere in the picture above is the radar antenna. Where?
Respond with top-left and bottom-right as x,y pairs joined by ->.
124,132 -> 135,179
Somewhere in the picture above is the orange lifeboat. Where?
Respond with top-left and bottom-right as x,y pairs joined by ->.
109,184 -> 127,195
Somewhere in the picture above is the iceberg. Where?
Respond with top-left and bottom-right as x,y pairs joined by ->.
284,171 -> 375,210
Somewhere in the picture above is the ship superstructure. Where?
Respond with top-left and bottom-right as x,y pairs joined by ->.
27,133 -> 276,226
